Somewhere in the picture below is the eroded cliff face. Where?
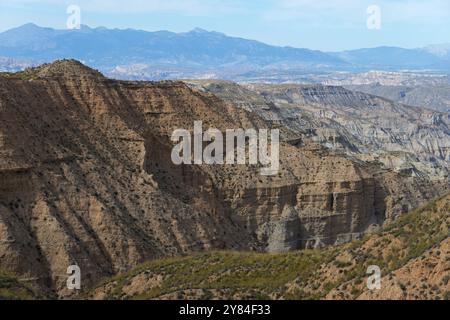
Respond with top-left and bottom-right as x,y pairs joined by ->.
187,81 -> 450,180
252,84 -> 450,179
0,61 -> 444,296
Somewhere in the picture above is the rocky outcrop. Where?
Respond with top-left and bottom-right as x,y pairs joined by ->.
344,84 -> 450,113
253,84 -> 450,176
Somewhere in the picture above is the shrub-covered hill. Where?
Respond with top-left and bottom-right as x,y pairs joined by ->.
0,270 -> 39,300
88,194 -> 449,300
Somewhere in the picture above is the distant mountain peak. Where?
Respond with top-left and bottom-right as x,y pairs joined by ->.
8,59 -> 104,80
190,27 -> 209,33
188,27 -> 225,37
20,22 -> 40,28
12,22 -> 45,32
38,59 -> 104,78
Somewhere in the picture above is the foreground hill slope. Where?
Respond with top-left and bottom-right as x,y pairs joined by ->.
0,269 -> 39,299
90,193 -> 450,300
0,61 -> 444,297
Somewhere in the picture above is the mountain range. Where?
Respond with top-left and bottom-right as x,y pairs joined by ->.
0,24 -> 449,79
0,21 -> 449,301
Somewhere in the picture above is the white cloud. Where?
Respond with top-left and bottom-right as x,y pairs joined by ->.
262,0 -> 450,24
381,0 -> 450,23
0,0 -> 245,15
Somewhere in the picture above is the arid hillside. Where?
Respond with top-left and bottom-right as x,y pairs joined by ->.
344,84 -> 450,113
0,269 -> 38,299
187,80 -> 450,180
0,60 -> 446,297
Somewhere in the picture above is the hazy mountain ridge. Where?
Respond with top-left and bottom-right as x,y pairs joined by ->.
0,23 -> 345,71
423,43 -> 450,59
1,24 -> 450,80
329,46 -> 448,70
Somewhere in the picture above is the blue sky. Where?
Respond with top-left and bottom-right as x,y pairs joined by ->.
0,0 -> 449,51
